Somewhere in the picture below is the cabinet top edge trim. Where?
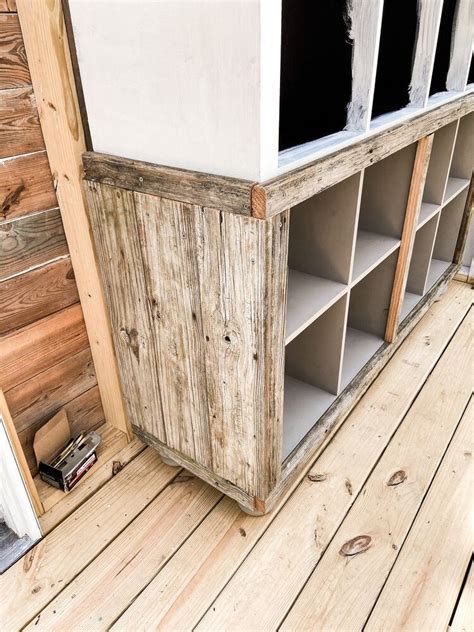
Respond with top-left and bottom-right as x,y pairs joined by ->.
82,92 -> 473,219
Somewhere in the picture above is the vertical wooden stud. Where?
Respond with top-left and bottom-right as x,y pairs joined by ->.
16,0 -> 132,438
346,0 -> 384,131
446,0 -> 474,92
409,0 -> 444,107
385,135 -> 434,343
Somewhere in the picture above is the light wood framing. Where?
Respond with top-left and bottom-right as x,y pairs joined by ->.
385,135 -> 434,342
16,0 -> 131,438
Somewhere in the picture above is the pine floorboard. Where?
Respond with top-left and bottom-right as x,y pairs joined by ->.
3,281 -> 473,631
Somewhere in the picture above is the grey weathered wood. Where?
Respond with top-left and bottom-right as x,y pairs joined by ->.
255,93 -> 474,218
83,152 -> 254,215
345,0 -> 384,131
409,0 -> 444,107
446,0 -> 474,92
85,180 -> 289,510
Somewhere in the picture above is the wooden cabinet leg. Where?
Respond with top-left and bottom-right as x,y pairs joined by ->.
237,502 -> 265,517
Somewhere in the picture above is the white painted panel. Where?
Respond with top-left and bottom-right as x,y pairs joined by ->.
69,0 -> 277,180
446,0 -> 474,92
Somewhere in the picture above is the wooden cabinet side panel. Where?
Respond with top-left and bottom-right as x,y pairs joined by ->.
84,181 -> 166,442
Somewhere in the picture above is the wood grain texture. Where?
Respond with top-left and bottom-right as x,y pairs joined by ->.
83,151 -> 254,215
0,13 -> 30,88
0,448 -> 178,631
85,180 -> 289,507
0,390 -> 43,517
409,0 -> 444,107
0,303 -> 89,392
447,0 -> 474,91
0,86 -> 44,158
5,347 -> 95,434
0,207 -> 68,281
385,135 -> 434,342
0,257 -> 78,334
16,0 -> 131,438
365,396 -> 473,632
280,317 -> 472,632
256,93 -> 474,218
20,384 -> 105,474
450,562 -> 474,632
346,0 -> 384,131
0,151 -> 57,222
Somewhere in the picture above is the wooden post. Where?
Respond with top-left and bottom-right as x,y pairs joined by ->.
385,134 -> 434,343
16,0 -> 132,439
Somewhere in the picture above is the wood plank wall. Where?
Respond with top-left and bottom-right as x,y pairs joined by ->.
0,4 -> 104,474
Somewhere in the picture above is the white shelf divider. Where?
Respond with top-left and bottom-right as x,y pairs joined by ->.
285,270 -> 347,344
443,176 -> 470,205
417,202 -> 440,229
425,258 -> 451,290
351,230 -> 400,284
340,327 -> 383,390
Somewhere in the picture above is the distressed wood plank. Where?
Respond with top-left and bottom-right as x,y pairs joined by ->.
7,0 -> 17,10
346,0 -> 384,131
83,152 -> 254,215
385,135 -> 433,342
447,0 -> 474,91
5,347 -> 95,434
0,257 -> 78,334
255,93 -> 474,218
450,563 -> 474,632
17,0 -> 131,438
0,86 -> 44,158
111,282 -> 473,632
0,13 -> 30,88
0,151 -> 57,222
409,0 -> 444,107
279,318 -> 472,632
27,476 -> 221,631
19,384 -> 105,475
37,427 -> 144,532
366,397 -> 473,632
0,208 -> 68,281
0,448 -> 179,631
86,180 -> 289,508
0,303 -> 89,392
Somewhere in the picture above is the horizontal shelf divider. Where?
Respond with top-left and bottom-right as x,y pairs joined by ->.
282,375 -> 337,460
426,258 -> 452,291
400,290 -> 423,322
341,327 -> 384,391
285,270 -> 347,344
443,176 -> 469,205
351,230 -> 400,285
418,202 -> 440,229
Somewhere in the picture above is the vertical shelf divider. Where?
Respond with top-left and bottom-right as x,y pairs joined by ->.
385,134 -> 434,342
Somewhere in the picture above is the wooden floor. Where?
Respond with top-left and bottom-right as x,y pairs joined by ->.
2,281 -> 473,632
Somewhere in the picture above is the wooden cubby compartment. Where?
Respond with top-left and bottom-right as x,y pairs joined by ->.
421,120 -> 458,212
352,143 -> 416,283
286,173 -> 360,343
342,250 -> 398,390
444,113 -> 473,203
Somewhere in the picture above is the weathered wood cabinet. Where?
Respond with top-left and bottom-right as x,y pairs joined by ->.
84,102 -> 473,514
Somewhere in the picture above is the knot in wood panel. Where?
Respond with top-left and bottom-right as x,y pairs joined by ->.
386,469 -> 407,486
339,534 -> 372,557
307,472 -> 327,482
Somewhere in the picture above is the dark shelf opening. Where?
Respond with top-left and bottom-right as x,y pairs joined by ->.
430,0 -> 457,96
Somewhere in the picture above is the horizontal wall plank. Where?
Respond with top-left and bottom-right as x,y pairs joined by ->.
255,92 -> 474,217
0,257 -> 78,334
0,13 -> 30,88
0,151 -> 57,222
0,86 -> 44,158
0,207 -> 68,280
83,152 -> 254,215
0,303 -> 89,392
5,346 -> 96,434
19,385 -> 105,475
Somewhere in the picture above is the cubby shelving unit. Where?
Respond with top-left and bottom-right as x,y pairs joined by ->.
69,1 -> 473,515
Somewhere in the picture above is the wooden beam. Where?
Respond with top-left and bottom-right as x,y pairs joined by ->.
16,0 -> 132,438
0,390 -> 43,516
409,0 -> 444,107
83,152 -> 255,215
446,0 -> 474,92
253,93 -> 474,218
385,134 -> 434,343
